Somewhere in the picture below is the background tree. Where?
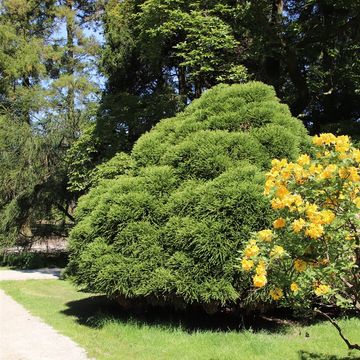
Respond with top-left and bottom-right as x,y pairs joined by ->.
0,0 -> 100,248
96,0 -> 359,162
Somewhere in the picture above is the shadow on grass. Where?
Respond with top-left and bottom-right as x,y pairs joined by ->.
61,295 -> 294,333
298,351 -> 357,360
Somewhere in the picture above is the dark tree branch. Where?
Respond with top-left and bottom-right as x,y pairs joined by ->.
314,309 -> 360,351
56,203 -> 75,222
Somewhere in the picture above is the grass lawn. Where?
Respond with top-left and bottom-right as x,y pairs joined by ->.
0,280 -> 359,360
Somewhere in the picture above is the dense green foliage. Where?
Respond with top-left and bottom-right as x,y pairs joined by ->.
0,251 -> 68,269
0,0 -> 100,247
68,82 -> 309,308
98,0 -> 360,158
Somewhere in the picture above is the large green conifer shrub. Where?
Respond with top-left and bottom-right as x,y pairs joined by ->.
67,82 -> 309,310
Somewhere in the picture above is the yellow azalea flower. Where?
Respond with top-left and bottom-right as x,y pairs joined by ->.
307,211 -> 323,225
282,194 -> 303,208
354,197 -> 360,209
264,180 -> 275,195
271,197 -> 285,209
319,164 -> 337,180
313,133 -> 337,146
253,274 -> 267,288
297,154 -> 311,166
313,135 -> 323,146
282,196 -> 294,208
352,148 -> 360,162
271,158 -> 288,171
335,135 -> 350,153
255,261 -> 267,275
321,210 -> 335,224
348,166 -> 360,182
292,194 -> 303,206
339,152 -> 347,160
273,218 -> 286,229
294,259 -> 307,272
338,167 -> 349,179
305,223 -> 324,239
244,244 -> 260,258
269,288 -> 283,301
280,170 -> 291,180
290,282 -> 299,293
241,258 -> 254,271
270,245 -> 285,258
293,162 -> 307,175
314,284 -> 331,296
258,229 -> 273,242
292,218 -> 306,233
305,203 -> 318,216
276,185 -> 290,199
308,164 -> 323,176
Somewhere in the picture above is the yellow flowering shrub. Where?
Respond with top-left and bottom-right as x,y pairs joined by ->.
238,134 -> 359,310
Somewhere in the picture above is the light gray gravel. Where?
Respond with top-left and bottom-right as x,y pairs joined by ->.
0,268 -> 62,281
0,269 -> 91,359
0,289 -> 90,360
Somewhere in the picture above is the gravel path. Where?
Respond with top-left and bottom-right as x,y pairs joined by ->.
0,268 -> 62,281
0,269 -> 90,360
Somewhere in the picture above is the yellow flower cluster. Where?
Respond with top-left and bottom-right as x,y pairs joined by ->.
338,166 -> 360,182
270,245 -> 285,258
257,229 -> 273,242
319,164 -> 337,180
314,284 -> 331,296
241,258 -> 254,271
305,223 -> 324,239
244,241 -> 259,258
241,241 -> 268,287
269,288 -> 283,301
273,218 -> 286,229
253,260 -> 268,287
294,259 -> 307,272
292,218 -> 306,233
253,274 -> 267,288
240,133 -> 358,303
312,133 -> 337,146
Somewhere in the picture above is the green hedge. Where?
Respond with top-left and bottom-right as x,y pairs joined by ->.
67,82 -> 309,310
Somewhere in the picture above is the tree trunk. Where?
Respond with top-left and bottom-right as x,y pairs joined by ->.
264,0 -> 284,83
65,0 -> 76,139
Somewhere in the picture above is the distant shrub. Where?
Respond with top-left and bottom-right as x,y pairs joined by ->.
1,251 -> 68,269
67,82 -> 309,311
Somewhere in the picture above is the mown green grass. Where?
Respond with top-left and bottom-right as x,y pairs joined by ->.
0,280 -> 359,360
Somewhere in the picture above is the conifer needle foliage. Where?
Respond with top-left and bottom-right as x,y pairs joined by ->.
67,82 -> 310,309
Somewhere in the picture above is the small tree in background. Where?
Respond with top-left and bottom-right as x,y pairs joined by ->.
239,134 -> 359,350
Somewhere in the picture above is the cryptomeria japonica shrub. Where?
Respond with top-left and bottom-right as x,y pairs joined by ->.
67,82 -> 309,311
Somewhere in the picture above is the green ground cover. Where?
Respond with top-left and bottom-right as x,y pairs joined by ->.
1,280 -> 359,360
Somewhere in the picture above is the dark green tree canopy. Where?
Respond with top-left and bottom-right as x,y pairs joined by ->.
67,82 -> 310,309
98,0 -> 360,159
